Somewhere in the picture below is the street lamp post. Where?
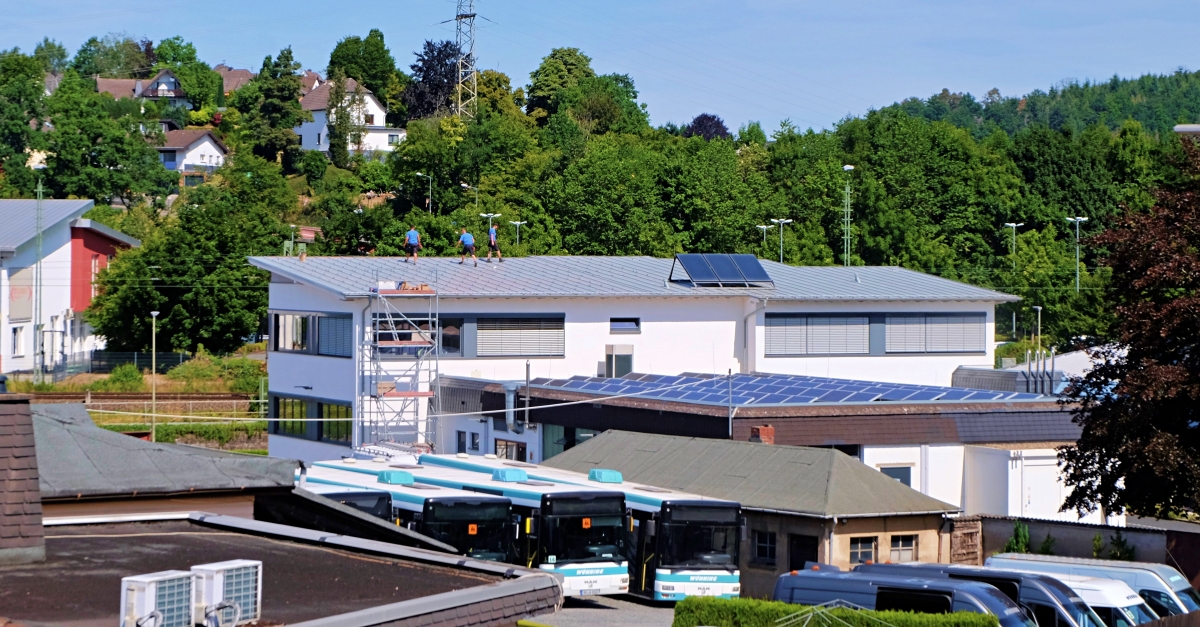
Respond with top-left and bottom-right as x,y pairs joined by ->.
150,311 -> 159,443
756,224 -> 774,244
842,165 -> 854,267
769,218 -> 793,264
33,178 -> 44,383
1066,217 -> 1089,293
1003,222 -> 1024,269
509,220 -> 527,245
415,172 -> 433,213
479,212 -> 501,229
461,182 -> 479,213
1032,305 -> 1042,358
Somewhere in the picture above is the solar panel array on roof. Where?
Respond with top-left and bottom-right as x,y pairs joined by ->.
527,371 -> 1046,407
669,254 -> 773,287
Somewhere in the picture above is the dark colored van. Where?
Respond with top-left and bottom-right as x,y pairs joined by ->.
773,570 -> 1037,627
857,563 -> 1106,627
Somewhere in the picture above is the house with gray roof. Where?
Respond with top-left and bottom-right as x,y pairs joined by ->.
1,200 -> 140,374
247,253 -> 1017,466
542,429 -> 959,598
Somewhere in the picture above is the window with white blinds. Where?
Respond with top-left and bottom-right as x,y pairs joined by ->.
765,316 -> 869,356
317,316 -> 353,357
477,318 -> 565,357
886,315 -> 984,353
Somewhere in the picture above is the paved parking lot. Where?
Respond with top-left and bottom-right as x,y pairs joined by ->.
533,594 -> 675,627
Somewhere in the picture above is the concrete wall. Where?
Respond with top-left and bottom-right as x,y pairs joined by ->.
950,516 -> 1166,565
963,446 -> 1009,515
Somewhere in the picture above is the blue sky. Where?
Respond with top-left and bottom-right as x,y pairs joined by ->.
6,0 -> 1199,132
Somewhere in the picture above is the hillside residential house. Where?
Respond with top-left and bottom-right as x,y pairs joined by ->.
544,430 -> 959,598
0,200 -> 140,374
247,254 -> 1016,461
295,78 -> 405,156
300,69 -> 323,95
214,63 -> 254,94
158,129 -> 228,185
96,69 -> 191,109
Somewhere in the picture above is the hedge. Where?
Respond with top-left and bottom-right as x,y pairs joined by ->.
672,597 -> 1001,627
100,421 -> 268,445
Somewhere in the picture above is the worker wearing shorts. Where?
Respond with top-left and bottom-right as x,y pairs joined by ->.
404,226 -> 421,264
486,225 -> 502,262
458,229 -> 477,267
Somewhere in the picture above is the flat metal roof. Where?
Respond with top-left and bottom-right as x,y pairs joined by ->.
248,255 -> 1018,302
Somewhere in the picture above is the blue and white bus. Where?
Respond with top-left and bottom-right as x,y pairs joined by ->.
419,454 -> 742,601
307,460 -> 516,563
313,458 -> 631,597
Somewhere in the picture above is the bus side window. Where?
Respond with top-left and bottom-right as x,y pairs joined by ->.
1139,590 -> 1178,617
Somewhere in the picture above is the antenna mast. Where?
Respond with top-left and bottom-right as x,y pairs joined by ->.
454,0 -> 477,118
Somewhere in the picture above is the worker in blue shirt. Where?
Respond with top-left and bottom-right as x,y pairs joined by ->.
458,228 -> 478,267
404,226 -> 421,264
486,224 -> 503,263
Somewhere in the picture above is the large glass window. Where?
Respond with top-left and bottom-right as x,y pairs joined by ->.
495,438 -> 527,461
765,315 -> 869,356
274,314 -> 309,352
753,530 -> 776,564
275,398 -> 307,437
319,402 -> 352,443
849,536 -> 876,564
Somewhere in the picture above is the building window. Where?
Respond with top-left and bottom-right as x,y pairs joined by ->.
318,402 -> 352,443
610,318 -> 640,334
495,438 -> 527,462
890,535 -> 918,563
388,134 -> 400,145
849,536 -> 877,564
605,345 -> 633,378
765,315 -> 870,356
477,318 -> 565,357
91,254 -> 100,299
12,326 -> 24,356
886,314 -> 985,353
456,430 -> 468,454
753,530 -> 777,565
364,114 -> 375,125
274,313 -> 309,352
470,432 -> 480,451
317,133 -> 322,145
879,466 -> 912,487
274,398 -> 308,438
317,315 -> 353,357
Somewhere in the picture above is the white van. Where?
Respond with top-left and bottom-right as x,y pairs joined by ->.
987,554 -> 1200,617
1038,574 -> 1159,627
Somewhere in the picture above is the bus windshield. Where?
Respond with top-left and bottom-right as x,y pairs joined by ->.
543,515 -> 626,565
330,492 -> 391,520
422,500 -> 512,562
660,522 -> 740,569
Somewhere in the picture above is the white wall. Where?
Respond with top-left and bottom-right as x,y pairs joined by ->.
1,221 -> 81,373
294,95 -> 403,155
178,136 -> 226,171
963,446 -> 1009,515
1007,449 -> 1117,525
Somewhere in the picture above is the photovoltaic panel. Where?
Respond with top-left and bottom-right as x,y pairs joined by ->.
730,254 -> 773,284
903,390 -> 944,401
675,254 -> 721,284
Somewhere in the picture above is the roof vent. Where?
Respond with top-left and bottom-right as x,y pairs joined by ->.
492,468 -> 528,482
378,470 -> 415,485
588,469 -> 623,484
669,253 -> 773,287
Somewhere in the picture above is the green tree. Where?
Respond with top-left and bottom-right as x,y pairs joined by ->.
327,29 -> 396,97
526,47 -> 594,123
33,37 -> 68,73
326,69 -> 351,168
1002,520 -> 1031,553
153,36 -> 222,111
231,48 -> 310,164
70,33 -> 152,78
0,49 -> 46,196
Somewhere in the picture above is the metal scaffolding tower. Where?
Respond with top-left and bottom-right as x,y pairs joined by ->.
453,0 -> 477,118
356,280 -> 440,452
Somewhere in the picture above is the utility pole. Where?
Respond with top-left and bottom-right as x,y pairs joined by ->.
1066,217 -> 1089,293
34,178 -> 44,384
1004,222 -> 1024,270
842,165 -> 854,266
1032,305 -> 1042,358
453,0 -> 477,118
770,218 -> 792,264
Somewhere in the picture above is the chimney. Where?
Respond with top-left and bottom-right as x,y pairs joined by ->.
0,394 -> 45,564
750,424 -> 775,445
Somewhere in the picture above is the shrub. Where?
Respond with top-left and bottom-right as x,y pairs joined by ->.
301,150 -> 328,187
91,363 -> 146,392
222,357 -> 265,394
1001,520 -> 1030,553
672,597 -> 1001,627
167,350 -> 222,382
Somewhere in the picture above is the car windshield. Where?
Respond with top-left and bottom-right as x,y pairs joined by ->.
1000,609 -> 1038,627
1120,603 -> 1159,625
1175,587 -> 1200,612
1070,602 -> 1107,627
543,515 -> 626,565
1140,589 -> 1186,616
660,523 -> 740,569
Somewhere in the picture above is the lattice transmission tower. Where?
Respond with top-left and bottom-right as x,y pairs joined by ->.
453,0 -> 477,118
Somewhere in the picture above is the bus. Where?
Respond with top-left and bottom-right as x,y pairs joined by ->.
419,453 -> 743,601
307,460 -> 515,563
316,457 -> 631,597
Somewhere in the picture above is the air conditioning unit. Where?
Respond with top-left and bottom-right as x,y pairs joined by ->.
120,570 -> 196,627
192,560 -> 263,626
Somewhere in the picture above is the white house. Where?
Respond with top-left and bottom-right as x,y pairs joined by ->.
96,69 -> 191,109
157,129 -> 228,186
247,254 -> 1015,462
294,78 -> 405,156
1,200 -> 140,374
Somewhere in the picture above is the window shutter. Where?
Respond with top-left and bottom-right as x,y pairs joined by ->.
807,317 -> 869,354
886,316 -> 926,353
925,316 -> 984,352
318,316 -> 353,357
765,316 -> 807,356
477,318 -> 565,357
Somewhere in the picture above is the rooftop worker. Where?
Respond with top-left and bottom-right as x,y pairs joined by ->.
486,223 -> 503,263
458,228 -> 478,267
404,225 -> 421,264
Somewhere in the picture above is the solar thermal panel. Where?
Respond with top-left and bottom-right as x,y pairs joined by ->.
730,254 -> 773,284
675,254 -> 721,284
704,254 -> 749,285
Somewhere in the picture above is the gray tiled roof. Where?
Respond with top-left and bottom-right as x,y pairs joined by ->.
31,404 -> 296,500
543,430 -> 959,518
0,199 -> 94,250
248,255 -> 1017,302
